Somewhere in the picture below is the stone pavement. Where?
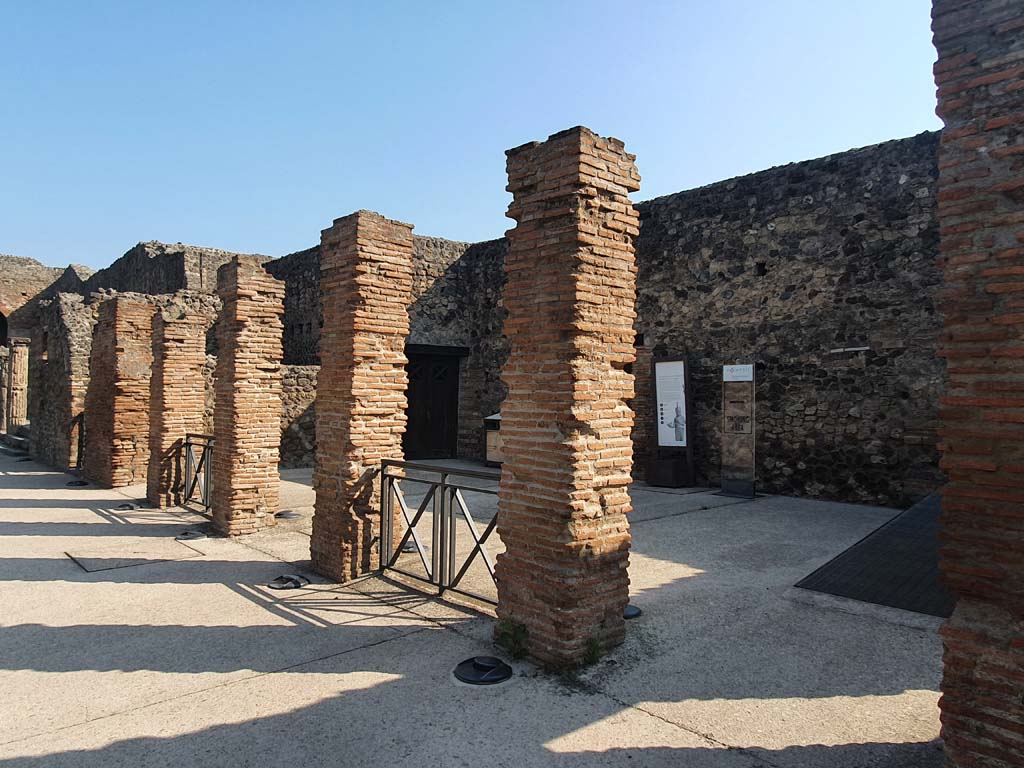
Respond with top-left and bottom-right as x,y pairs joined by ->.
0,449 -> 943,766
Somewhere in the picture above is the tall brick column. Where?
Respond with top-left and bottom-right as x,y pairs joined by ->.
311,211 -> 414,582
83,297 -> 154,487
146,308 -> 208,507
6,338 -> 29,433
211,256 -> 284,536
932,3 -> 1024,766
0,347 -> 9,435
495,127 -> 641,667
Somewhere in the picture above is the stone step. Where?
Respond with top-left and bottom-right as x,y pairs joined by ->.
15,423 -> 31,439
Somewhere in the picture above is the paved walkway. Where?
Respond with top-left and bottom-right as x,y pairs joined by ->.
0,450 -> 943,766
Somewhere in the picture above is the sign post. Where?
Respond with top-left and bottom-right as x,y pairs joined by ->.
721,364 -> 756,498
649,357 -> 693,487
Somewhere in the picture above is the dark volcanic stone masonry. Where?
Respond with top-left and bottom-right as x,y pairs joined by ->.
634,131 -> 944,506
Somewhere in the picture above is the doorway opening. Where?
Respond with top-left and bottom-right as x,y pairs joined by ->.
403,345 -> 467,460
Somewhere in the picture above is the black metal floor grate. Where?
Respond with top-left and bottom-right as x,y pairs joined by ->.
795,492 -> 954,618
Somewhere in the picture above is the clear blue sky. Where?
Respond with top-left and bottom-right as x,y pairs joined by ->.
1,1 -> 941,270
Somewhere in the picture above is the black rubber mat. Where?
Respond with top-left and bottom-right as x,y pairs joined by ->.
795,492 -> 954,618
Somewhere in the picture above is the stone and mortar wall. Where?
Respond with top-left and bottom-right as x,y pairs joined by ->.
83,241 -> 268,296
633,132 -> 944,506
265,247 -> 320,366
211,257 -> 284,536
408,237 -> 508,459
280,365 -> 317,468
0,255 -> 64,338
28,294 -> 96,469
495,127 -> 640,667
931,2 -> 1024,766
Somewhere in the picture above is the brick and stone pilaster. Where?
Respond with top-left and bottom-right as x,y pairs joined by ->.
311,211 -> 414,582
146,308 -> 208,508
6,338 -> 29,433
211,256 -> 284,536
83,297 -> 154,488
495,127 -> 641,667
932,2 -> 1024,766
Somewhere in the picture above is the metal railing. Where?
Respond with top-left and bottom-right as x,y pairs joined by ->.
380,460 -> 501,605
183,433 -> 214,512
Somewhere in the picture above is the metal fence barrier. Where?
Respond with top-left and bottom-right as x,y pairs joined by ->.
183,433 -> 214,512
380,460 -> 500,605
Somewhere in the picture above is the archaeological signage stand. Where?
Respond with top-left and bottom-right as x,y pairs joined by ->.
720,364 -> 756,498
648,356 -> 694,487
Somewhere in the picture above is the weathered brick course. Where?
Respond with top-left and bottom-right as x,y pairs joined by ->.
495,127 -> 641,668
146,307 -> 209,507
6,338 -> 28,433
311,210 -> 413,582
83,296 -> 155,488
932,0 -> 1024,765
211,256 -> 284,536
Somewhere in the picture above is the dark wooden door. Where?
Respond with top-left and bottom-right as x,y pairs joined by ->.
404,353 -> 460,459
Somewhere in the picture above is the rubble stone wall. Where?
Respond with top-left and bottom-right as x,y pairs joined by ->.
28,294 -> 96,470
633,131 -> 944,506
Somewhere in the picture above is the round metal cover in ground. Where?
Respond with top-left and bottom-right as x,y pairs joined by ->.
66,480 -> 89,487
623,604 -> 642,620
275,510 -> 301,519
453,656 -> 512,686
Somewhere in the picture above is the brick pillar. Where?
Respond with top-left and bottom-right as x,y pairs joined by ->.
211,256 -> 284,536
495,127 -> 641,668
310,211 -> 413,582
6,338 -> 29,433
932,3 -> 1024,767
83,297 -> 154,488
0,347 -> 9,435
146,308 -> 208,507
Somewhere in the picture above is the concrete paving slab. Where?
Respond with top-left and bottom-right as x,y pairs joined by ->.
0,450 -> 942,766
65,539 -> 204,571
0,627 -> 756,768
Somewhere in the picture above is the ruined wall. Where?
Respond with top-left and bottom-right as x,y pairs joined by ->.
0,255 -> 64,336
82,241 -> 268,296
28,294 -> 96,469
634,131 -> 944,506
408,236 -> 508,459
280,365 -> 317,468
265,247 -> 320,366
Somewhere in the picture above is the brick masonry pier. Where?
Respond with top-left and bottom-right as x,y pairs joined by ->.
311,210 -> 414,582
932,1 -> 1024,765
82,296 -> 154,488
494,126 -> 641,668
211,256 -> 285,536
146,307 -> 209,508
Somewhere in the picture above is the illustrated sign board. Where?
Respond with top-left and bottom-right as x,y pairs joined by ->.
723,364 -> 754,382
655,360 -> 687,447
721,363 -> 756,498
